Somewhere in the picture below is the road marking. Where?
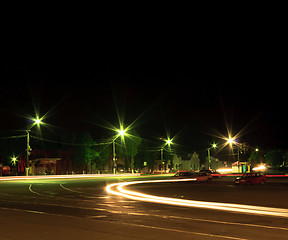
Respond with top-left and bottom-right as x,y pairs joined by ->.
106,179 -> 288,218
60,183 -> 111,200
167,215 -> 288,231
28,184 -> 46,196
0,205 -> 245,239
124,222 -> 248,240
60,183 -> 83,193
29,184 -> 108,202
123,211 -> 288,231
7,196 -> 287,232
25,210 -> 45,214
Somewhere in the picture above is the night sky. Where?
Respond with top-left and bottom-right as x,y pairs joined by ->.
2,64 -> 287,160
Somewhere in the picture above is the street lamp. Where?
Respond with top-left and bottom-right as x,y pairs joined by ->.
207,143 -> 217,170
166,139 -> 172,145
227,137 -> 235,145
118,128 -> 126,137
160,138 -> 173,174
35,118 -> 41,125
11,157 -> 17,164
112,128 -> 127,174
10,156 -> 18,176
26,117 -> 43,176
226,136 -> 240,161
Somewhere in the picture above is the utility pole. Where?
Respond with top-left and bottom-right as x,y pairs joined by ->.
207,143 -> 217,170
26,129 -> 31,176
25,117 -> 42,176
112,140 -> 116,174
160,148 -> 163,174
207,148 -> 211,170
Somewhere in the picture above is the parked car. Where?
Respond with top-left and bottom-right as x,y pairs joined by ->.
234,172 -> 267,185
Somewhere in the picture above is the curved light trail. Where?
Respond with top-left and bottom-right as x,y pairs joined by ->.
106,179 -> 288,218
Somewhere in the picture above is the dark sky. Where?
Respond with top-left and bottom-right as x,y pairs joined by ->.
2,64 -> 287,158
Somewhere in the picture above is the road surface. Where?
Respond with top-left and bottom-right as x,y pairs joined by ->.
0,175 -> 287,240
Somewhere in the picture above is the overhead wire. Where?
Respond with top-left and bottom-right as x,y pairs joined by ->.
30,135 -> 113,146
0,133 -> 186,157
0,134 -> 27,139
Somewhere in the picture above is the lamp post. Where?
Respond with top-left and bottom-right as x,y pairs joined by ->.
207,143 -> 217,170
11,156 -> 18,176
26,117 -> 42,176
160,138 -> 172,174
226,136 -> 239,161
112,128 -> 126,174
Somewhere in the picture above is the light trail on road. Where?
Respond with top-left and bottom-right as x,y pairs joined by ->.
106,179 -> 288,218
0,173 -> 140,181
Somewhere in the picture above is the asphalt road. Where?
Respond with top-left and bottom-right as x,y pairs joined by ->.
0,175 -> 287,240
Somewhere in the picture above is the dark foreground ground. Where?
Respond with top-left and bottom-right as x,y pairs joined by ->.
0,175 -> 287,240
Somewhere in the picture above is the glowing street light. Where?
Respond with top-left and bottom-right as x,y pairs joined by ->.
10,156 -> 18,176
208,143 -> 217,170
227,137 -> 235,145
34,117 -> 42,125
160,137 -> 173,174
112,127 -> 127,174
118,128 -> 126,137
26,116 -> 43,176
11,156 -> 18,165
166,139 -> 172,145
225,135 -> 241,161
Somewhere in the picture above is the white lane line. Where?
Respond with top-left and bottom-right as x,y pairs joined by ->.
60,183 -> 83,193
28,184 -> 46,196
25,210 -> 45,214
29,184 -> 107,202
106,179 -> 288,218
0,205 -> 246,240
59,183 -> 109,199
123,222 -> 248,240
126,212 -> 288,232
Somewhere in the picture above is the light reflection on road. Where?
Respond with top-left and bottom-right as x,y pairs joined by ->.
106,179 -> 288,218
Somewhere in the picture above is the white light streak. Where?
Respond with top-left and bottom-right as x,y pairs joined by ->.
216,168 -> 233,173
0,173 -> 140,181
106,179 -> 288,218
252,165 -> 266,171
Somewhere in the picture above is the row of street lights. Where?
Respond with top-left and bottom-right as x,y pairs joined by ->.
20,115 -> 258,175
